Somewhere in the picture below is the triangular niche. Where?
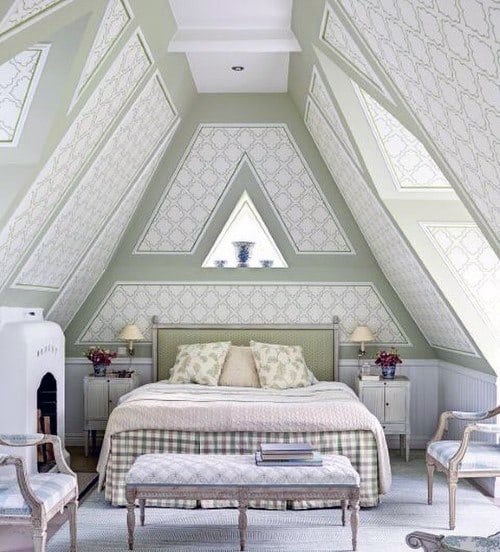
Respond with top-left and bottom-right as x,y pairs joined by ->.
202,191 -> 288,269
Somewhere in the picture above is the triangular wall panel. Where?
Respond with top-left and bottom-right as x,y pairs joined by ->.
136,124 -> 353,254
0,0 -> 72,36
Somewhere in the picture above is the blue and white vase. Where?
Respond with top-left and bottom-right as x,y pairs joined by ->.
232,241 -> 255,268
381,364 -> 396,379
93,363 -> 107,377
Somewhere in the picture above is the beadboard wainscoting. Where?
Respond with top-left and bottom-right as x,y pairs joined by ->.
438,361 -> 499,497
64,357 -> 498,497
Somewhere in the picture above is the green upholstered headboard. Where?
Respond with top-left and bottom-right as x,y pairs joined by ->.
152,318 -> 340,382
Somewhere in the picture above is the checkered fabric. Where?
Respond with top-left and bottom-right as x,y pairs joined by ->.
106,429 -> 379,508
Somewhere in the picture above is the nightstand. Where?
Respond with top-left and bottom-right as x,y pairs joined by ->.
83,373 -> 139,456
355,375 -> 411,461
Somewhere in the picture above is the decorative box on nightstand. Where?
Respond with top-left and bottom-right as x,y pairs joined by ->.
83,373 -> 139,456
355,375 -> 411,461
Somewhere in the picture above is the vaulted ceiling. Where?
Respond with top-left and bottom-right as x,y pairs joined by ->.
0,0 -> 498,374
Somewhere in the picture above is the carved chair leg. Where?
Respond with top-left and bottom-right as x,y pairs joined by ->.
32,526 -> 47,552
426,461 -> 435,505
67,499 -> 78,552
447,474 -> 458,530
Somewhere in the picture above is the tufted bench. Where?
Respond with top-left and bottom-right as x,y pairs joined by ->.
125,453 -> 360,551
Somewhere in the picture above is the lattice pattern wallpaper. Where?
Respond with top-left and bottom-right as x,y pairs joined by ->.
137,125 -> 353,254
47,127 -> 176,330
356,84 -> 451,190
0,32 -> 151,290
70,0 -> 131,109
339,0 -> 500,240
320,3 -> 393,103
15,74 -> 177,290
0,0 -> 70,35
309,66 -> 363,173
79,282 -> 410,345
422,223 -> 500,335
0,45 -> 49,144
304,81 -> 476,355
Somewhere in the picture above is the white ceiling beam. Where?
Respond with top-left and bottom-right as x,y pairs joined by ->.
168,28 -> 300,53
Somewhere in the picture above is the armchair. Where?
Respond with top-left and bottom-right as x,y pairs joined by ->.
0,433 -> 77,552
426,406 -> 500,530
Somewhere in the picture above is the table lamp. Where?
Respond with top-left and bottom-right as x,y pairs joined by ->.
349,325 -> 374,375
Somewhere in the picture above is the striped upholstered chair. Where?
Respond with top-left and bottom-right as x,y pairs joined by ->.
426,406 -> 500,530
0,433 -> 77,552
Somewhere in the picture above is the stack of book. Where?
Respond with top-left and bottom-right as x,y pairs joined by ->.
255,442 -> 322,466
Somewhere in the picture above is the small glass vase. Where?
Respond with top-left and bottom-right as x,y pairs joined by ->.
93,363 -> 107,377
381,364 -> 396,379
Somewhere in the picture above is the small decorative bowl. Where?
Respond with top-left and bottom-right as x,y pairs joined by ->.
214,260 -> 227,268
260,259 -> 274,268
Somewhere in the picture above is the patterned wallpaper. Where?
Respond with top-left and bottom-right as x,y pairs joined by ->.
337,0 -> 500,241
304,85 -> 476,355
137,125 -> 353,254
15,73 -> 177,290
0,0 -> 71,35
0,45 -> 49,144
356,84 -> 451,190
422,223 -> 500,335
47,125 -> 177,330
78,282 -> 410,345
309,66 -> 363,173
69,0 -> 131,110
320,3 -> 393,103
0,32 -> 151,291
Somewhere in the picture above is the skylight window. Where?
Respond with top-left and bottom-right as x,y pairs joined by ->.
0,44 -> 50,146
202,191 -> 287,268
355,84 -> 451,191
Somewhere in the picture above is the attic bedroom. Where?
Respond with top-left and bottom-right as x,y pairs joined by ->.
0,1 -> 498,551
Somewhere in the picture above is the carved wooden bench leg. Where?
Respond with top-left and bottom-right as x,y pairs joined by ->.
126,501 -> 135,550
139,499 -> 145,526
350,497 -> 360,551
341,499 -> 347,526
238,497 -> 248,551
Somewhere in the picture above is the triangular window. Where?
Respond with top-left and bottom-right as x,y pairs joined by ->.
202,191 -> 287,268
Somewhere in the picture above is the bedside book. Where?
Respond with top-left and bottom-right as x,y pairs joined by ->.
255,451 -> 322,466
260,442 -> 313,454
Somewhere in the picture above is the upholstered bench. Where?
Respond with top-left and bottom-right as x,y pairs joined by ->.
125,453 -> 361,551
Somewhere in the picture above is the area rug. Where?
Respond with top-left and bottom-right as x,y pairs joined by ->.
48,454 -> 499,552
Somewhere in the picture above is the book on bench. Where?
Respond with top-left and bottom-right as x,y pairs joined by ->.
255,451 -> 323,466
260,442 -> 314,460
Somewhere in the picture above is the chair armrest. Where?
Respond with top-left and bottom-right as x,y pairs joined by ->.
429,407 -> 500,444
0,433 -> 76,478
450,410 -> 491,421
0,454 -> 44,514
474,423 -> 500,434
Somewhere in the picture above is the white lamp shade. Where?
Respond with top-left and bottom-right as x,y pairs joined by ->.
349,326 -> 375,343
118,324 -> 144,342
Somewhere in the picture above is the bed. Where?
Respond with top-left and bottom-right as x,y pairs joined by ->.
97,318 -> 391,508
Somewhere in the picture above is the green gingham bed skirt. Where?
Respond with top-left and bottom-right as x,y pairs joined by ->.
105,429 -> 379,509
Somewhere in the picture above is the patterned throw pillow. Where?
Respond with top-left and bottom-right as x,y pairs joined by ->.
170,342 -> 231,386
250,341 -> 312,389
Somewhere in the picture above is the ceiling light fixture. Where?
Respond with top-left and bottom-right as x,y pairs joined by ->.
231,66 -> 244,72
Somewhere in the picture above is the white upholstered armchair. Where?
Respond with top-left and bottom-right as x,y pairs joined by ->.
0,433 -> 78,552
426,406 -> 500,530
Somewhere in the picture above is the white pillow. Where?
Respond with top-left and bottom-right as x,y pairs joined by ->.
169,341 -> 231,386
218,346 -> 260,387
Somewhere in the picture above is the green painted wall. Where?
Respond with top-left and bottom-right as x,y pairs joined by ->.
64,93 -> 434,360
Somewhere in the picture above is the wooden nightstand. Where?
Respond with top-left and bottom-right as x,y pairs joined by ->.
83,373 -> 139,456
355,375 -> 411,461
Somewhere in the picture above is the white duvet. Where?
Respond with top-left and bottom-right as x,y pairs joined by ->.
97,381 -> 391,493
